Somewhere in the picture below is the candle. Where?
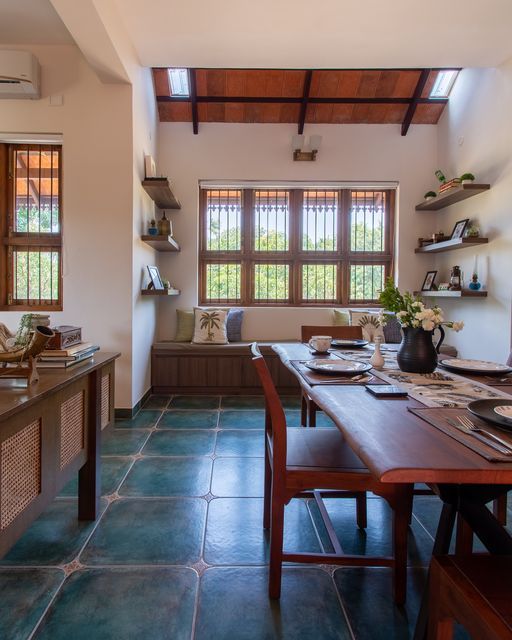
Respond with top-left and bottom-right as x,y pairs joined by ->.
473,254 -> 478,276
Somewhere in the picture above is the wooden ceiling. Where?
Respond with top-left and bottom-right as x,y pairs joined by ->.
153,68 -> 450,136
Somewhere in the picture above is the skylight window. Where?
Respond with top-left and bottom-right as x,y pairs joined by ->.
168,68 -> 190,96
429,70 -> 459,99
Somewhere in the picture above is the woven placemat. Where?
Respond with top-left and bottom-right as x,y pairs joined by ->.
291,361 -> 381,386
408,406 -> 512,463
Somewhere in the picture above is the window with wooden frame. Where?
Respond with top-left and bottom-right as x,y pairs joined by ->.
199,186 -> 395,306
0,143 -> 63,310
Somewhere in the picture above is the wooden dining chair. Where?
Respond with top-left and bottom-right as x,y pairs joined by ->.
428,555 -> 512,639
300,325 -> 364,427
251,342 -> 413,604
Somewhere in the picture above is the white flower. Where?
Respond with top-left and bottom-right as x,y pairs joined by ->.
412,319 -> 420,328
422,319 -> 435,331
397,310 -> 408,318
452,321 -> 464,332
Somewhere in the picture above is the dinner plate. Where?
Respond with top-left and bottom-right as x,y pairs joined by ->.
494,405 -> 512,420
304,359 -> 372,375
467,399 -> 512,432
331,339 -> 369,348
439,358 -> 512,375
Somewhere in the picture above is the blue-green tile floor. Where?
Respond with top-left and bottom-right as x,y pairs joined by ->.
2,394 -> 506,639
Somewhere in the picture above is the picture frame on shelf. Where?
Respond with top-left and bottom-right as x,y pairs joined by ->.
450,218 -> 469,240
147,265 -> 164,290
421,270 -> 437,291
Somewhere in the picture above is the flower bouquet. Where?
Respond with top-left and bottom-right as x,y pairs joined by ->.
379,278 -> 463,373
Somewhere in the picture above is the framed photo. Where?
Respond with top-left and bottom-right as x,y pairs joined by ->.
450,218 -> 469,240
147,265 -> 164,290
421,270 -> 437,291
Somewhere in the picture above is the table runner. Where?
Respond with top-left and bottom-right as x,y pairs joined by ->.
333,348 -> 510,408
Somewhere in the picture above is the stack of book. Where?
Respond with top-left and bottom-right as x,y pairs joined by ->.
438,178 -> 461,193
38,342 -> 100,368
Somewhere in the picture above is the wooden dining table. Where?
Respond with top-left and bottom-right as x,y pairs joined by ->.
272,342 -> 512,640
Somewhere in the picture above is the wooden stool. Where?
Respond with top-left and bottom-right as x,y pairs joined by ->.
428,555 -> 512,639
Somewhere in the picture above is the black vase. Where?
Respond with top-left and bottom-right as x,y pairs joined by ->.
396,326 -> 445,374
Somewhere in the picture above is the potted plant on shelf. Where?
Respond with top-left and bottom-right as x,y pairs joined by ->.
379,278 -> 464,373
459,172 -> 475,185
424,191 -> 437,201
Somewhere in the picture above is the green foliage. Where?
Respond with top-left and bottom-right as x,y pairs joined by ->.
379,277 -> 408,313
205,222 -> 386,302
424,191 -> 437,199
459,172 -> 475,181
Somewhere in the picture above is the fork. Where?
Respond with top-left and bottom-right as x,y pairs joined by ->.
456,415 -> 512,452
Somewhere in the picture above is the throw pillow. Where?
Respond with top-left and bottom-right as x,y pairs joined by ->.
174,309 -> 195,342
332,309 -> 350,326
192,308 -> 228,344
349,310 -> 385,343
226,308 -> 244,342
383,314 -> 403,344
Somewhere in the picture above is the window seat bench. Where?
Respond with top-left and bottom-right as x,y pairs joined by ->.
151,341 -> 300,395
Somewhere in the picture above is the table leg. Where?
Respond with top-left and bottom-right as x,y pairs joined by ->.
78,368 -> 101,520
413,484 -> 512,640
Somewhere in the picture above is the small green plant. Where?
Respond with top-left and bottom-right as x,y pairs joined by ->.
460,172 -> 475,181
424,191 -> 437,199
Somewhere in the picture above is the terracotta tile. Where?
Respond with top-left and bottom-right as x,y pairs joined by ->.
224,103 -> 245,122
282,70 -> 306,97
412,103 -> 445,124
158,102 -> 191,122
245,70 -> 268,97
152,68 -> 170,96
306,103 -> 334,124
351,104 -> 371,122
265,70 -> 286,96
225,70 -> 246,96
356,70 -> 381,98
279,103 -> 301,123
205,102 -> 226,122
393,70 -> 421,97
421,70 -> 440,98
331,103 -> 355,123
384,104 -> 408,124
337,71 -> 362,97
205,70 -> 226,96
310,70 -> 339,98
195,69 -> 208,95
375,70 -> 399,98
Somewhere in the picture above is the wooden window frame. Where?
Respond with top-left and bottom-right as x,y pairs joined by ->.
0,143 -> 63,311
199,187 -> 395,307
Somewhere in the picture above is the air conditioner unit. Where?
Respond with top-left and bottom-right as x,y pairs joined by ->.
0,50 -> 40,99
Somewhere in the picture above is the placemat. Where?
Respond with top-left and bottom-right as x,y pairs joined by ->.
291,361 -> 381,386
480,375 -> 512,387
408,406 -> 512,463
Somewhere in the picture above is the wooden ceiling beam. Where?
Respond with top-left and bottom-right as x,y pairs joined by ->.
156,95 -> 447,105
298,70 -> 312,134
401,69 -> 431,136
189,69 -> 199,134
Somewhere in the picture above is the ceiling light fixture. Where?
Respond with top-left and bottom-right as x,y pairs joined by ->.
168,68 -> 190,96
292,134 -> 322,161
429,70 -> 459,99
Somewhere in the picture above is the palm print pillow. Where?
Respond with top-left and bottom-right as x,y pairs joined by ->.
192,308 -> 228,344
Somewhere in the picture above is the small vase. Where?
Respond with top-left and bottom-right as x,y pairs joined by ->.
397,327 -> 445,374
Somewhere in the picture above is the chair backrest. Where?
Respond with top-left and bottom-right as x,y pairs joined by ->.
300,325 -> 363,342
250,343 -> 287,470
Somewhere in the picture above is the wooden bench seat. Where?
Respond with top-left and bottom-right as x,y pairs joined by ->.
151,341 -> 300,394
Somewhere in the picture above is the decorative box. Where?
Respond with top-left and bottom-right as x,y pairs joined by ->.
47,326 -> 82,350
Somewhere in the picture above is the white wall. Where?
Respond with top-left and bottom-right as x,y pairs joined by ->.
434,62 -> 512,361
156,122 -> 438,339
0,44 -> 135,407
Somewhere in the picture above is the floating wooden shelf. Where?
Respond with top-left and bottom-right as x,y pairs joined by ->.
415,237 -> 488,254
413,290 -> 487,298
141,235 -> 180,252
415,183 -> 490,211
142,178 -> 181,209
141,289 -> 181,297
